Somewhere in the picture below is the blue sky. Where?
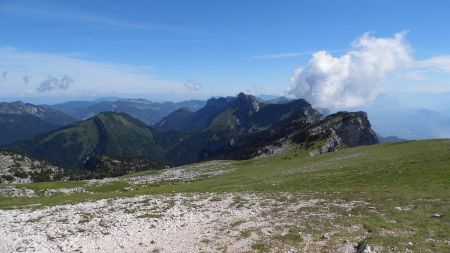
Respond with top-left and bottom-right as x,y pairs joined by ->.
1,0 -> 450,105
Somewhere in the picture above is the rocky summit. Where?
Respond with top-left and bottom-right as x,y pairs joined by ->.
0,101 -> 75,144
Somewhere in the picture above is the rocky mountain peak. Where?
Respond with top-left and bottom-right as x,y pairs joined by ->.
235,92 -> 260,113
0,102 -> 75,144
0,101 -> 45,117
1,101 -> 74,123
205,96 -> 234,108
306,111 -> 379,155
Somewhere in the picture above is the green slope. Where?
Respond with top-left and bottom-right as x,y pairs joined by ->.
4,139 -> 448,206
12,112 -> 170,168
0,114 -> 62,144
166,140 -> 450,193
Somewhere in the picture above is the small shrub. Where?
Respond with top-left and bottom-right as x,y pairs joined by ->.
14,169 -> 28,178
1,175 -> 14,182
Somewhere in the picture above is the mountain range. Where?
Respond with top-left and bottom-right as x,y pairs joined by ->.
367,108 -> 450,140
48,98 -> 206,125
0,101 -> 75,144
9,93 -> 378,169
12,112 -> 185,168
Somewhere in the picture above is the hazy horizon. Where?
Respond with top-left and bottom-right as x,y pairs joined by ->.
1,0 -> 450,111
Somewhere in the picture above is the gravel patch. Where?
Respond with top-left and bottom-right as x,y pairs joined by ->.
129,161 -> 234,184
0,193 -> 368,252
43,187 -> 89,197
0,186 -> 36,197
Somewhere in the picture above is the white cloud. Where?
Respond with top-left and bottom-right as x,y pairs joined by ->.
184,80 -> 202,91
37,75 -> 73,92
0,47 -> 179,96
287,32 -> 412,108
402,71 -> 427,81
415,55 -> 450,72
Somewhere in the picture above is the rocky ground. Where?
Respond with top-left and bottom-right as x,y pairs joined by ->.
0,150 -> 63,184
0,161 -> 234,198
0,193 -> 375,253
128,161 -> 234,184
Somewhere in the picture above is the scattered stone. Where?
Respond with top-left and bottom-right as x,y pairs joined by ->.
356,241 -> 374,253
0,150 -> 64,184
86,177 -> 119,185
0,186 -> 36,197
129,161 -> 234,185
432,213 -> 442,219
43,187 -> 87,197
321,233 -> 330,240
394,206 -> 402,211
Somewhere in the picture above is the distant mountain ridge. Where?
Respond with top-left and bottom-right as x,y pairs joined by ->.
0,101 -> 75,144
0,101 -> 74,125
10,93 -> 378,169
48,98 -> 206,125
155,93 -> 257,132
155,93 -> 313,133
355,93 -> 450,140
12,112 -> 185,168
367,108 -> 450,140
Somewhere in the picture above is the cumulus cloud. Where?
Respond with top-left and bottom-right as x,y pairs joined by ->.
184,80 -> 202,91
37,75 -> 73,92
0,47 -> 178,97
288,32 -> 412,108
59,75 -> 73,89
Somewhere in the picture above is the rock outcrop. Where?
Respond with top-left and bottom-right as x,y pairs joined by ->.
0,150 -> 64,183
0,101 -> 75,144
0,101 -> 73,124
306,111 -> 379,155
